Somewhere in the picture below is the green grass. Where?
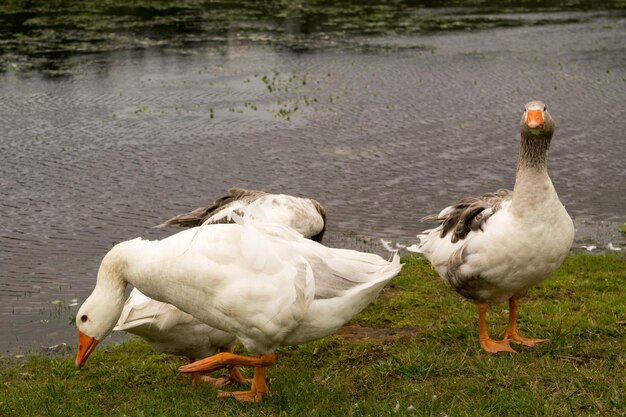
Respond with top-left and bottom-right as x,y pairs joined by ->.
1,253 -> 625,416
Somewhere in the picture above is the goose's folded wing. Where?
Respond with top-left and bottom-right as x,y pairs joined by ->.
153,206 -> 211,228
421,188 -> 513,243
114,288 -> 194,332
154,187 -> 267,228
304,248 -> 401,299
282,252 -> 401,345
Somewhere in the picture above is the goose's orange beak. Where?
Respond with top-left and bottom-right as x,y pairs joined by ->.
526,109 -> 544,129
75,330 -> 98,368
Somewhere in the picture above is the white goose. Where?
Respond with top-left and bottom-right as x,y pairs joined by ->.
113,288 -> 245,386
75,215 -> 401,402
408,101 -> 574,353
114,188 -> 327,386
156,187 -> 327,242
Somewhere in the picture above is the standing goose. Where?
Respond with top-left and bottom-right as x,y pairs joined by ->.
408,101 -> 574,353
156,187 -> 327,243
75,215 -> 401,402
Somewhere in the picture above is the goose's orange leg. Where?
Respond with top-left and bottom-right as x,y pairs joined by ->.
218,366 -> 270,402
188,351 -> 251,387
219,347 -> 252,385
502,297 -> 546,347
477,303 -> 515,353
227,365 -> 250,385
180,352 -> 276,402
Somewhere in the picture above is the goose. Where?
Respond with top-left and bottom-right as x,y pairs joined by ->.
155,187 -> 327,242
75,215 -> 401,402
407,101 -> 574,353
115,188 -> 327,384
113,288 -> 245,386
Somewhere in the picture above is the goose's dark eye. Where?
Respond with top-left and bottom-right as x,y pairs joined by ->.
80,315 -> 88,323
543,106 -> 547,111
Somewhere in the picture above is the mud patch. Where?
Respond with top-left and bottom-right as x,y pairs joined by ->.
334,324 -> 421,343
378,286 -> 406,298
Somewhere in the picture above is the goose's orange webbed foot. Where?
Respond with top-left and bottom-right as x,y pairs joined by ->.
502,331 -> 547,347
191,373 -> 230,387
180,352 -> 275,402
480,337 -> 516,353
217,366 -> 271,402
477,302 -> 516,354
501,297 -> 547,348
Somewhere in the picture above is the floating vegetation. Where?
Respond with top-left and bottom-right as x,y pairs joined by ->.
248,70 -> 320,120
1,0 -> 622,75
134,105 -> 150,114
49,299 -> 80,322
202,70 -> 323,122
110,68 -> 323,123
619,223 -> 626,234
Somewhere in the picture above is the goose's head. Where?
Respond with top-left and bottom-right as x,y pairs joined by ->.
520,100 -> 555,138
75,252 -> 127,368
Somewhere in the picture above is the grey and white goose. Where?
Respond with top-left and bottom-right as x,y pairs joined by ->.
408,101 -> 574,353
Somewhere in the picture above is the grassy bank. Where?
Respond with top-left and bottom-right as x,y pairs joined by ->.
1,253 -> 625,416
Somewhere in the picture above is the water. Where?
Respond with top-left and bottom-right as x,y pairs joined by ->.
1,2 -> 625,354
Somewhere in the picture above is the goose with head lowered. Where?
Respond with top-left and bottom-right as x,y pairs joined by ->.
407,101 -> 574,353
75,214 -> 401,402
156,187 -> 327,243
113,188 -> 328,386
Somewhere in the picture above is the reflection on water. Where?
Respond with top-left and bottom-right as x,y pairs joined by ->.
0,3 -> 625,354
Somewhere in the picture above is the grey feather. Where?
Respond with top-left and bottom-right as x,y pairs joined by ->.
155,187 -> 267,228
422,189 -> 512,243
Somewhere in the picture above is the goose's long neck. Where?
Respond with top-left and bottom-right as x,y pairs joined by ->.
96,243 -> 131,299
105,238 -> 160,290
517,132 -> 551,172
511,133 -> 554,216
106,237 -> 187,306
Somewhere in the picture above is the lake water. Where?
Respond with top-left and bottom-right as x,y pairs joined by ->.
1,2 -> 625,354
